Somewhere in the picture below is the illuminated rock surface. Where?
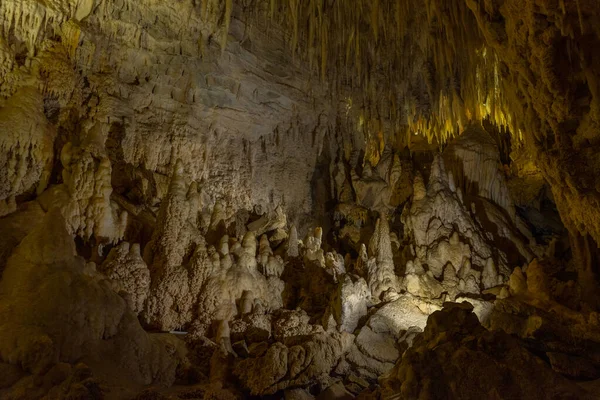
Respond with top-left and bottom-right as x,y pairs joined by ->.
1,1 -> 600,399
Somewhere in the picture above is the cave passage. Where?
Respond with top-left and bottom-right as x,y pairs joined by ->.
1,1 -> 600,399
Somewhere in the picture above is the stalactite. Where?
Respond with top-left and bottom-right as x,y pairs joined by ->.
575,0 -> 584,35
221,0 -> 233,55
320,18 -> 328,81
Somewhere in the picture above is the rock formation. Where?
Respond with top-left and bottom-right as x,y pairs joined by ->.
1,0 -> 600,399
377,302 -> 595,400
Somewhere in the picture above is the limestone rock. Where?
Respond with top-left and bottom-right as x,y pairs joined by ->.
424,233 -> 471,278
317,382 -> 354,400
269,228 -> 288,247
230,312 -> 272,344
366,295 -> 441,339
286,225 -> 300,258
0,210 -> 178,389
547,352 -> 600,380
197,231 -> 284,331
444,124 -> 516,220
525,259 -> 551,301
0,201 -> 46,278
455,297 -> 495,326
378,302 -> 594,400
351,164 -> 389,212
142,161 -> 207,330
329,275 -> 369,333
38,139 -> 128,243
100,242 -> 150,315
401,154 -> 518,294
247,205 -> 287,236
367,217 -> 398,301
0,0 -> 597,398
344,343 -> 395,378
412,173 -> 426,201
285,388 -> 315,400
508,266 -> 528,295
355,326 -> 399,363
305,227 -> 325,267
234,333 -> 348,395
482,257 -> 500,289
0,88 -> 54,203
273,309 -> 324,342
404,271 -> 445,299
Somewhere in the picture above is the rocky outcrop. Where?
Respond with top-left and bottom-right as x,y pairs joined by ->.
0,210 -> 180,397
378,302 -> 595,400
233,315 -> 352,396
489,258 -> 600,381
402,155 -> 511,292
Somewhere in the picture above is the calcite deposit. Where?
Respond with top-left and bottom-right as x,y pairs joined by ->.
1,0 -> 600,399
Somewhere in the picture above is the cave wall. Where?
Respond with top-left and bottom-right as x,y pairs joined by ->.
2,1 -> 600,288
464,0 -> 600,301
464,0 -> 600,236
0,0 -> 345,226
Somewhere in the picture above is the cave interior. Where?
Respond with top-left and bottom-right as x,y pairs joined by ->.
1,0 -> 600,399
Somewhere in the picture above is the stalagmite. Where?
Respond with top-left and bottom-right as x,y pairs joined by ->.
101,242 -> 150,315
287,225 -> 300,258
482,257 -> 499,289
367,217 -> 398,300
258,234 -> 272,268
304,227 -> 325,267
412,173 -> 426,201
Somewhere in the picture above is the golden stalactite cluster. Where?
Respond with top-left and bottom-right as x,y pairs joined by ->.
225,0 -> 524,151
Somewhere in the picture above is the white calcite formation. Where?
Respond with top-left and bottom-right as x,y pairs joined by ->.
304,227 -> 326,267
402,154 -> 512,294
100,241 -> 150,315
367,217 -> 399,300
0,0 -> 341,236
0,127 -> 559,399
142,161 -> 206,330
327,275 -> 369,333
37,137 -> 128,243
248,206 -> 287,236
196,230 -> 284,332
234,330 -> 351,396
286,225 -> 300,258
444,124 -> 516,221
350,146 -> 406,213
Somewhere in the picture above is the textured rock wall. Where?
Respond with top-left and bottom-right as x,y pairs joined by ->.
464,0 -> 600,302
0,0 -> 342,226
